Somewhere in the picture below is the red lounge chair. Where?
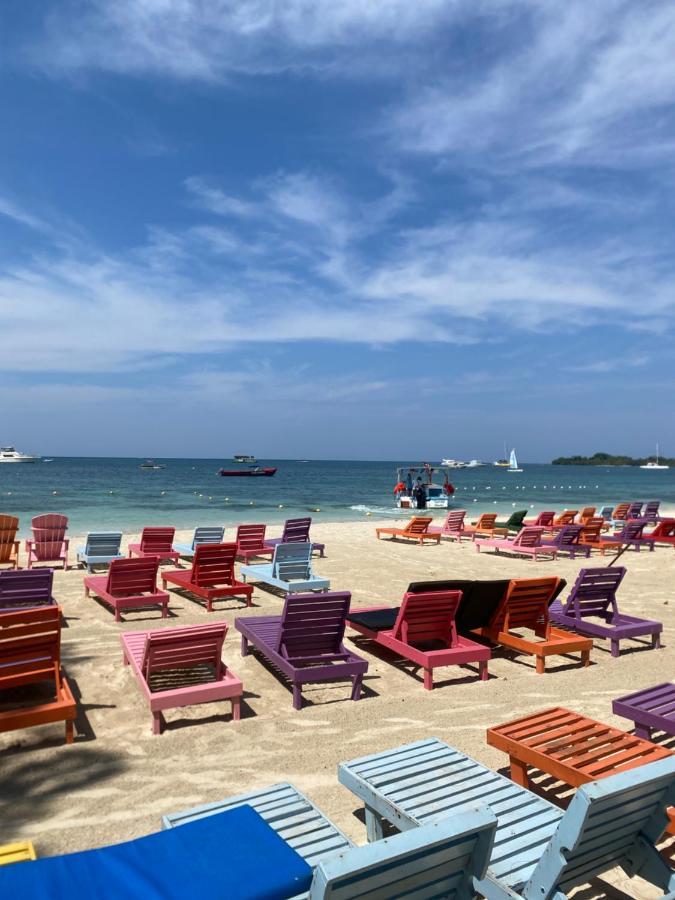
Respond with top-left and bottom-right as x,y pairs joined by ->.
375,516 -> 441,545
0,606 -> 76,744
121,623 -> 242,735
128,527 -> 180,565
84,557 -> 169,622
428,510 -> 467,541
0,516 -> 20,570
347,589 -> 490,689
646,519 -> 675,546
161,543 -> 253,612
235,524 -> 274,563
25,514 -> 69,570
523,511 -> 555,527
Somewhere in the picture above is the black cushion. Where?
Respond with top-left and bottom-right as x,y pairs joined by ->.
348,608 -> 399,631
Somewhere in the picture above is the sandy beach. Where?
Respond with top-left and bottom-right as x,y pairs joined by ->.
2,518 -> 673,898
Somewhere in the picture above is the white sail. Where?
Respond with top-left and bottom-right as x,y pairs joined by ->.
509,449 -> 518,469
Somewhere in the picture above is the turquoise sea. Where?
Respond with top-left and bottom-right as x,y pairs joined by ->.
1,458 -> 674,536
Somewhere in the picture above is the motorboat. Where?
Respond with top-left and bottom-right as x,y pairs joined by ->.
393,464 -> 455,509
233,454 -> 257,464
0,446 -> 40,463
441,458 -> 467,468
139,459 -> 166,470
219,466 -> 277,477
466,459 -> 486,467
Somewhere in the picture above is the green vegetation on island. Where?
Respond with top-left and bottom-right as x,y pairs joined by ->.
552,452 -> 675,467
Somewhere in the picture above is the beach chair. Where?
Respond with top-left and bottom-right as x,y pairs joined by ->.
582,520 -> 655,555
235,523 -> 274,563
427,509 -> 467,541
549,509 -> 578,529
462,512 -> 506,540
0,606 -> 76,744
0,569 -> 54,612
25,514 -> 68,570
611,502 -> 630,522
540,524 -> 591,558
0,516 -> 20,569
120,622 -> 242,734
264,517 -> 325,557
172,526 -> 224,560
475,526 -> 556,560
493,509 -> 528,532
626,501 -> 644,519
346,588 -> 490,689
375,516 -> 441,544
646,518 -> 675,546
128,527 -> 180,565
0,841 -> 36,866
598,505 -> 614,522
236,592 -> 367,709
550,566 -> 662,657
161,543 -> 252,612
577,506 -> 596,522
523,510 -> 555,527
339,737 -> 675,899
76,532 -> 124,573
84,557 -> 169,622
643,500 -> 661,523
240,542 -> 330,593
472,577 -> 593,673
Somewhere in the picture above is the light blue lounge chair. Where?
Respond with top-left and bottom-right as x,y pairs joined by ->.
240,542 -> 330,593
339,738 -> 675,899
164,781 -> 497,898
76,532 -> 124,573
173,526 -> 225,560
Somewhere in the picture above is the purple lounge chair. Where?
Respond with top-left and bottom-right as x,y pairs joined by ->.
0,569 -> 55,612
601,520 -> 656,553
626,501 -> 644,520
641,500 -> 661,524
613,682 -> 675,741
235,592 -> 368,710
540,524 -> 591,559
550,566 -> 662,658
264,517 -> 325,558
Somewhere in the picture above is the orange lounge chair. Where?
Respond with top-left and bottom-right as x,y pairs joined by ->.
548,510 -> 578,530
375,516 -> 440,545
612,502 -> 630,522
161,543 -> 253,612
0,516 -> 20,570
472,577 -> 593,674
128,527 -> 180,565
84,557 -> 169,622
577,506 -> 596,523
0,606 -> 76,744
462,513 -> 507,540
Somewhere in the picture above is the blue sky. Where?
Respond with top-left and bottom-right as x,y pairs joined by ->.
1,1 -> 673,460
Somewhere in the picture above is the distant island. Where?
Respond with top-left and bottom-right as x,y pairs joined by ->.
552,452 -> 675,467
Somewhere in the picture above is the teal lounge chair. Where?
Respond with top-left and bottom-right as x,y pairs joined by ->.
240,542 -> 330,593
173,526 -> 225,560
76,532 -> 124,573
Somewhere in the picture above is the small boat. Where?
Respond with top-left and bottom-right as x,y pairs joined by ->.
233,454 -> 257,464
441,458 -> 467,468
493,458 -> 509,467
218,466 -> 277,477
507,449 -> 523,473
140,459 -> 166,470
466,459 -> 486,467
0,446 -> 40,463
393,464 -> 455,509
640,443 -> 669,470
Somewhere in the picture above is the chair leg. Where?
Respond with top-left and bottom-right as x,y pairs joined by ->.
161,601 -> 168,619
610,639 -> 620,658
240,635 -> 249,656
535,656 -> 545,674
152,712 -> 163,735
510,758 -> 529,788
653,633 -> 661,649
635,724 -> 652,740
479,660 -> 489,681
351,674 -> 363,701
365,806 -> 385,842
65,720 -> 74,745
231,697 -> 241,721
115,607 -> 121,623
423,668 -> 433,690
581,649 -> 591,667
292,683 -> 303,710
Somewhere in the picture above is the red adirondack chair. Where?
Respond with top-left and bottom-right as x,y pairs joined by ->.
161,543 -> 253,612
25,514 -> 69,570
128,527 -> 180,565
84,557 -> 169,621
235,524 -> 274,563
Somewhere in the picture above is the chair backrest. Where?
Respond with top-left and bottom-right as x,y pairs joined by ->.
0,605 -> 61,691
84,532 -> 123,557
643,500 -> 660,520
280,517 -> 312,543
141,622 -> 227,679
310,807 -> 497,900
272,542 -> 313,582
523,757 -> 675,899
552,524 -> 582,547
512,527 -> 543,547
278,591 -> 351,660
506,510 -> 528,528
532,511 -> 555,526
564,566 -> 625,620
0,515 -> 19,564
236,523 -> 267,552
407,579 -> 511,633
139,527 -> 175,553
580,518 -> 604,542
626,501 -> 644,519
394,590 -> 462,647
612,502 -> 630,520
553,510 -> 577,526
30,514 -> 68,559
490,577 -> 560,634
403,516 -> 433,535
617,520 -> 646,540
651,518 -> 675,538
475,513 -> 497,530
106,557 -> 159,596
0,569 -> 53,609
191,543 -> 237,587
578,507 -> 596,521
598,505 -> 614,520
191,526 -> 225,549
441,510 -> 466,534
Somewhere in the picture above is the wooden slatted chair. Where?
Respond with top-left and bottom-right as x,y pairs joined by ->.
128,527 -> 180,565
0,516 -> 20,570
84,557 -> 169,621
161,543 -> 252,612
25,514 -> 69,570
235,523 -> 274,563
375,516 -> 440,544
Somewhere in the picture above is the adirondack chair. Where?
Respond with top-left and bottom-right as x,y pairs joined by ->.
0,569 -> 54,612
264,517 -> 325,557
173,526 -> 224,560
0,515 -> 20,569
76,532 -> 124,573
550,566 -> 662,657
523,510 -> 555,527
0,841 -> 36,866
577,506 -> 596,523
128,527 -> 180,564
645,518 -> 675,545
234,523 -> 274,563
462,513 -> 506,540
339,737 -> 675,899
427,509 -> 467,541
84,557 -> 169,621
240,542 -> 330,593
643,500 -> 661,522
236,592 -> 367,709
493,509 -> 528,532
582,519 -> 655,555
375,516 -> 441,544
346,589 -> 490,689
161,543 -> 252,612
472,577 -> 593,673
540,524 -> 591,559
626,501 -> 644,519
0,606 -> 76,744
475,526 -> 557,560
25,514 -> 69,570
120,622 -> 242,734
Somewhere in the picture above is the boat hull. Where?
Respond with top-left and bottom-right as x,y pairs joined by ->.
218,467 -> 277,477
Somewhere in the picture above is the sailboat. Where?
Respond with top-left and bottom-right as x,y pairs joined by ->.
507,448 -> 523,473
640,443 -> 669,470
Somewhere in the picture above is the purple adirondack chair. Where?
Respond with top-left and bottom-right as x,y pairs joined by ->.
540,524 -> 591,559
612,682 -> 675,740
0,569 -> 55,612
264,517 -> 325,558
550,567 -> 662,658
235,592 -> 368,710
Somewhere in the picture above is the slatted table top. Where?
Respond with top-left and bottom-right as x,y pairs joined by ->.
487,706 -> 673,788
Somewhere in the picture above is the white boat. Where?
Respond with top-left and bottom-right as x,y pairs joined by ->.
0,446 -> 40,463
466,459 -> 486,468
640,443 -> 669,470
234,454 -> 257,464
507,449 -> 523,473
139,459 -> 166,470
394,464 -> 456,509
441,458 -> 467,468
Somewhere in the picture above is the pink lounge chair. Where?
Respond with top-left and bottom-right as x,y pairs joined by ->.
128,527 -> 180,565
235,524 -> 274,563
120,623 -> 242,735
475,526 -> 557,560
84,557 -> 169,621
161,543 -> 253,612
25,514 -> 69,570
428,510 -> 467,541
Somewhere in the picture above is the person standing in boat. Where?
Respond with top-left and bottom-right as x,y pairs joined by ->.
413,477 -> 427,509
